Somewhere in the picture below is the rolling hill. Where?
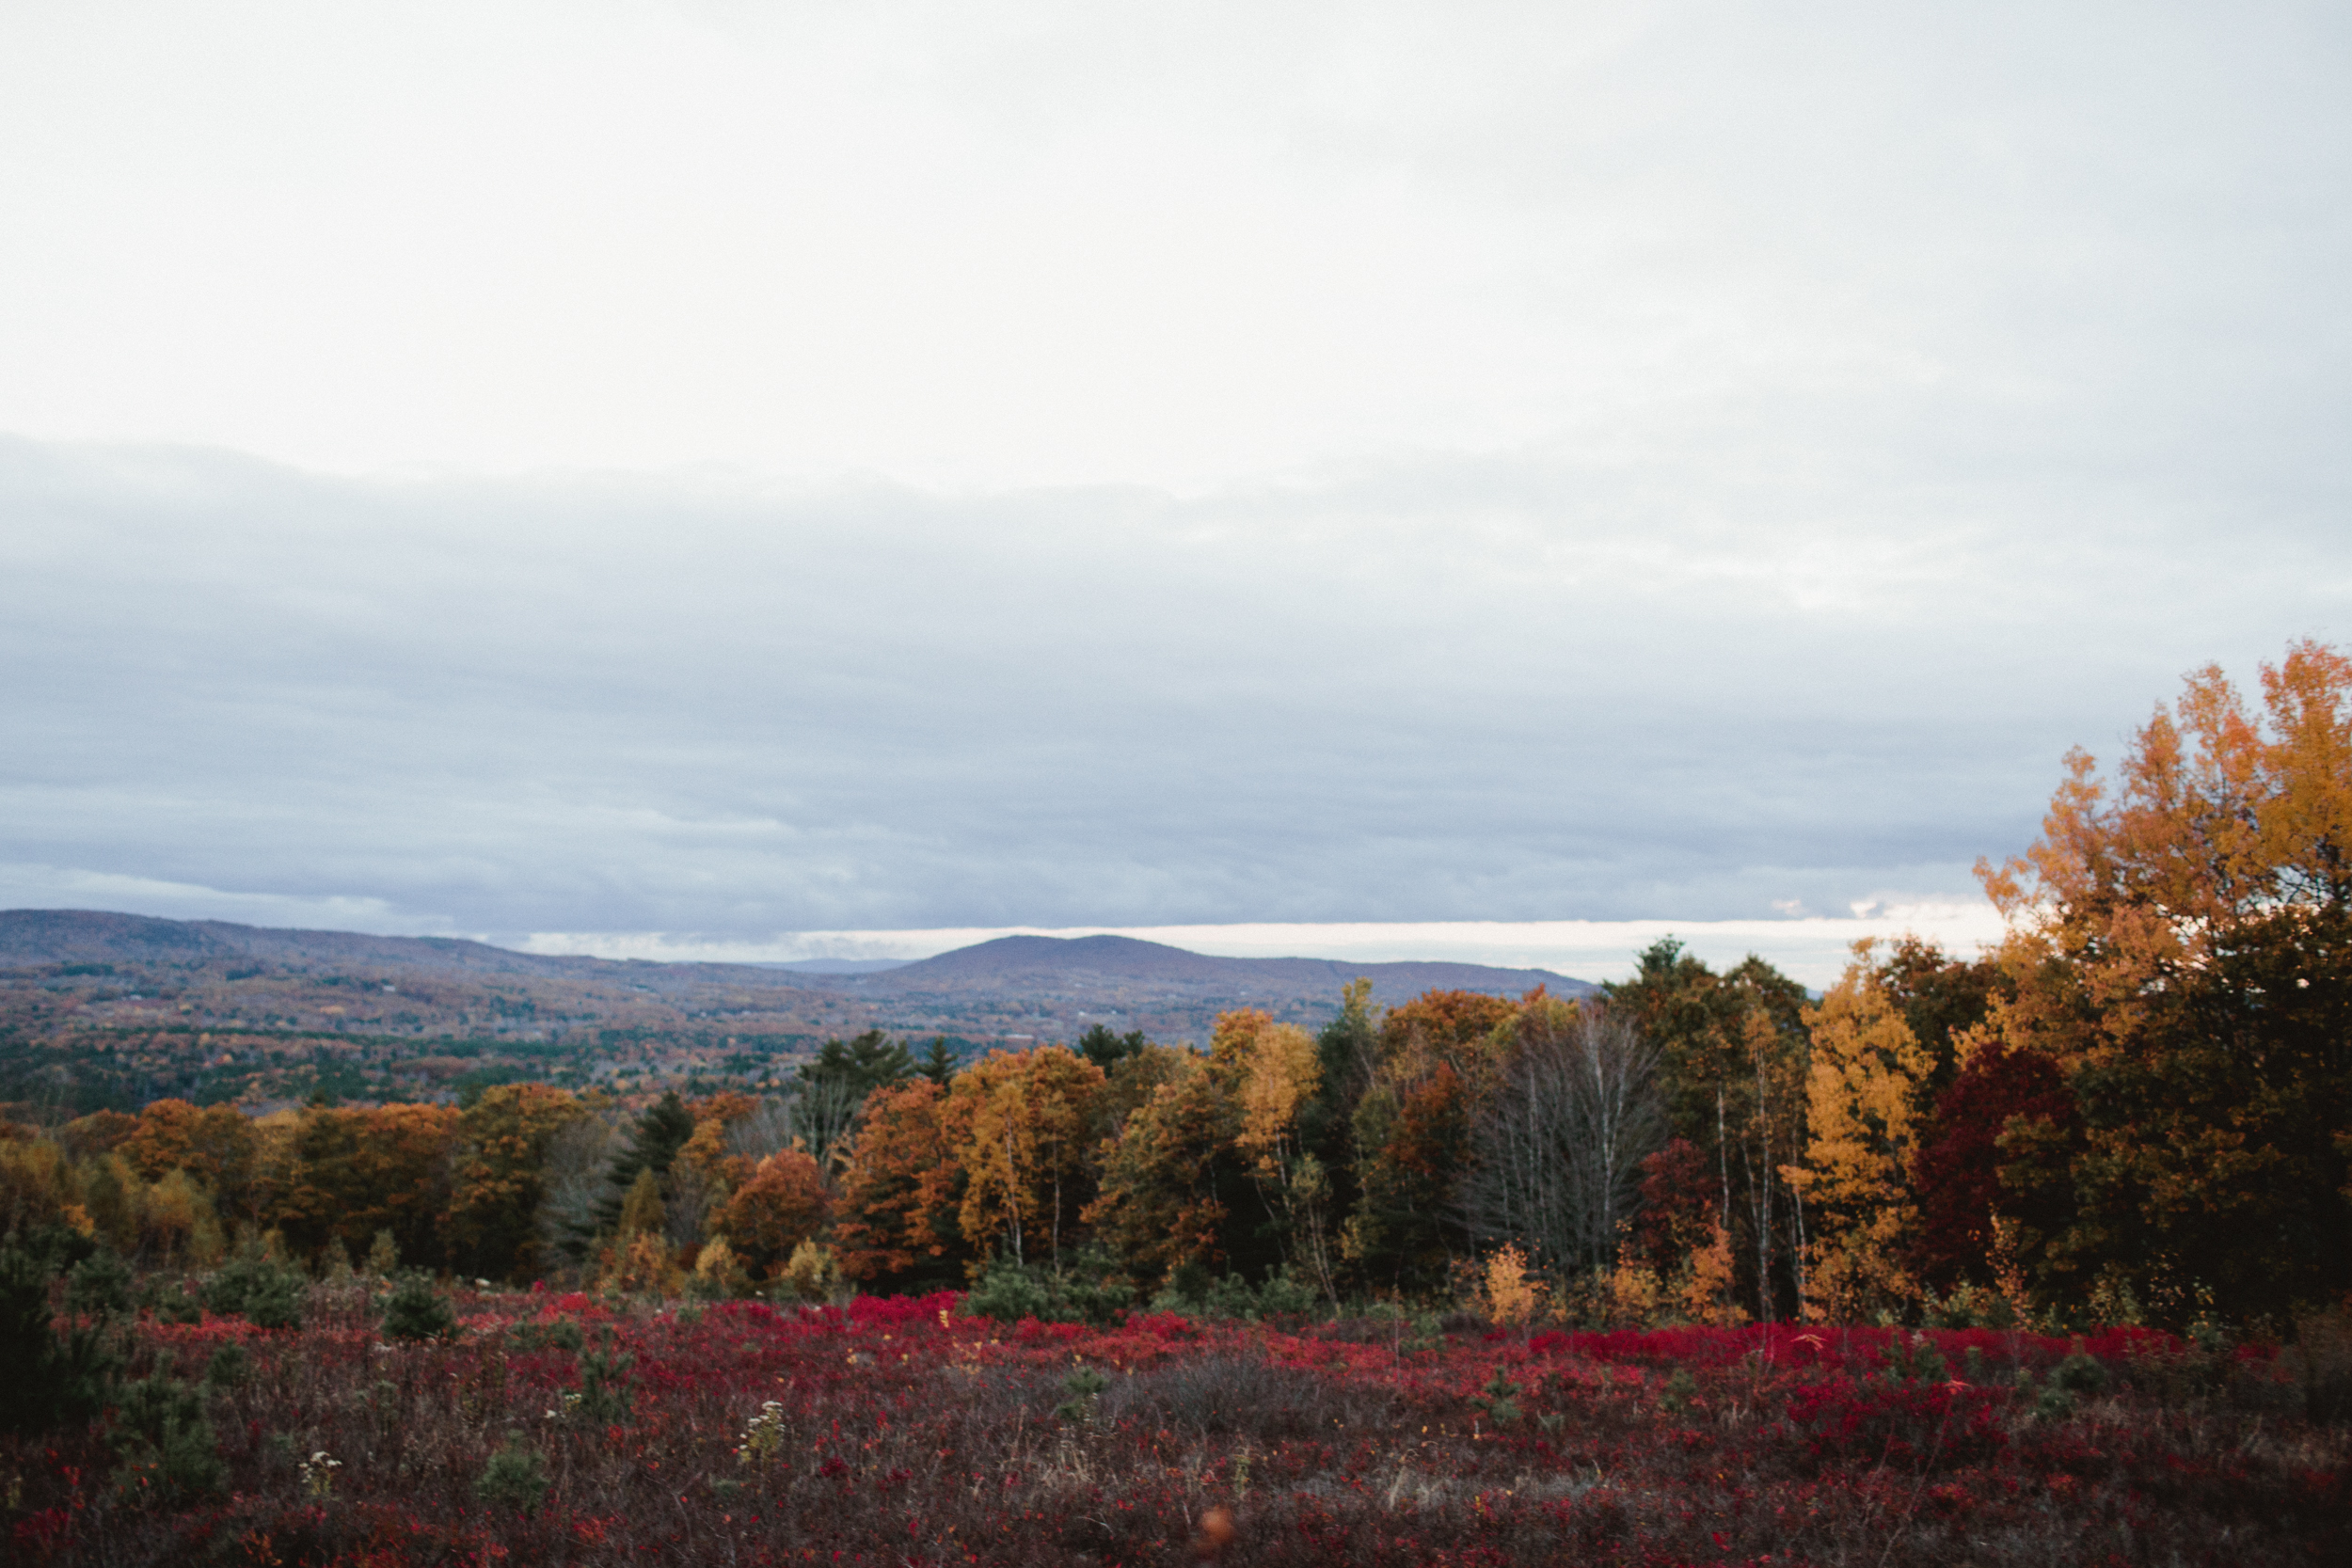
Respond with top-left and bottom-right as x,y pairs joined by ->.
0,911 -> 1598,1113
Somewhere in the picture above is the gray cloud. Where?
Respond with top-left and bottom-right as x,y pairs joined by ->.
3,429 -> 2343,941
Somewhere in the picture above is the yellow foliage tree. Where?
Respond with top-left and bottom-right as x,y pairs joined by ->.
140,1167 -> 226,1267
76,1153 -> 139,1255
1785,948 -> 1931,1321
946,1046 -> 1104,1268
1222,1009 -> 1336,1299
691,1234 -> 750,1297
602,1229 -> 680,1297
677,1091 -> 762,1197
0,1136 -> 75,1237
1481,1243 -> 1542,1327
616,1166 -> 666,1238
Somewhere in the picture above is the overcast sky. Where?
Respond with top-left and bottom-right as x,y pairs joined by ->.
2,2 -> 2346,977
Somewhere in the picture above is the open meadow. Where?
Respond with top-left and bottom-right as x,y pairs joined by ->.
8,1275 -> 2349,1567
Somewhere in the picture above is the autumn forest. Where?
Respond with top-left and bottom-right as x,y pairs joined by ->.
5,641 -> 2349,1564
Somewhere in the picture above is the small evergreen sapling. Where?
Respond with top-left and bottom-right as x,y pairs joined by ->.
109,1359 -> 226,1503
204,1250 -> 305,1330
576,1343 -> 635,1423
66,1248 -> 133,1320
381,1272 -> 458,1341
1471,1366 -> 1523,1427
475,1433 -> 551,1513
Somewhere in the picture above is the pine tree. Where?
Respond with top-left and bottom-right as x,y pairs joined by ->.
589,1091 -> 696,1236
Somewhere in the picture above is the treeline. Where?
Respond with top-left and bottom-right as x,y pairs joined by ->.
4,641 -> 2347,1333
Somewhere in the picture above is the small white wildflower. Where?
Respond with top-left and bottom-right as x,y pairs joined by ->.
738,1400 -> 787,1464
297,1450 -> 342,1498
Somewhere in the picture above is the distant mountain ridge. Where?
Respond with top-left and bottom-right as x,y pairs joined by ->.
794,932 -> 1597,1005
0,908 -> 782,989
0,911 -> 1597,1047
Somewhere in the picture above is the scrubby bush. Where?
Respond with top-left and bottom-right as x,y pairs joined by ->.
203,1344 -> 248,1389
1150,1261 -> 1299,1321
136,1275 -> 202,1323
963,1256 -> 1076,1323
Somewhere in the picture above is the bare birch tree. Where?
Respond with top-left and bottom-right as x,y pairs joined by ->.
1461,999 -> 1664,1271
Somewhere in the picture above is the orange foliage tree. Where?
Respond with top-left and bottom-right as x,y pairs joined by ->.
1979,639 -> 2352,1324
833,1078 -> 969,1289
119,1100 -> 260,1219
271,1104 -> 463,1269
1085,1052 -> 1244,1289
712,1150 -> 831,1278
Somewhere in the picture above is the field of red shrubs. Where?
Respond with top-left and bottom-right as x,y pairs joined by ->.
13,1282 -> 2351,1567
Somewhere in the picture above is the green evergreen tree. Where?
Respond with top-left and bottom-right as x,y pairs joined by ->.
109,1364 -> 226,1502
589,1091 -> 696,1235
1075,1024 -> 1148,1074
919,1036 -> 959,1086
799,1031 -> 916,1103
381,1272 -> 458,1341
0,1244 -> 116,1435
